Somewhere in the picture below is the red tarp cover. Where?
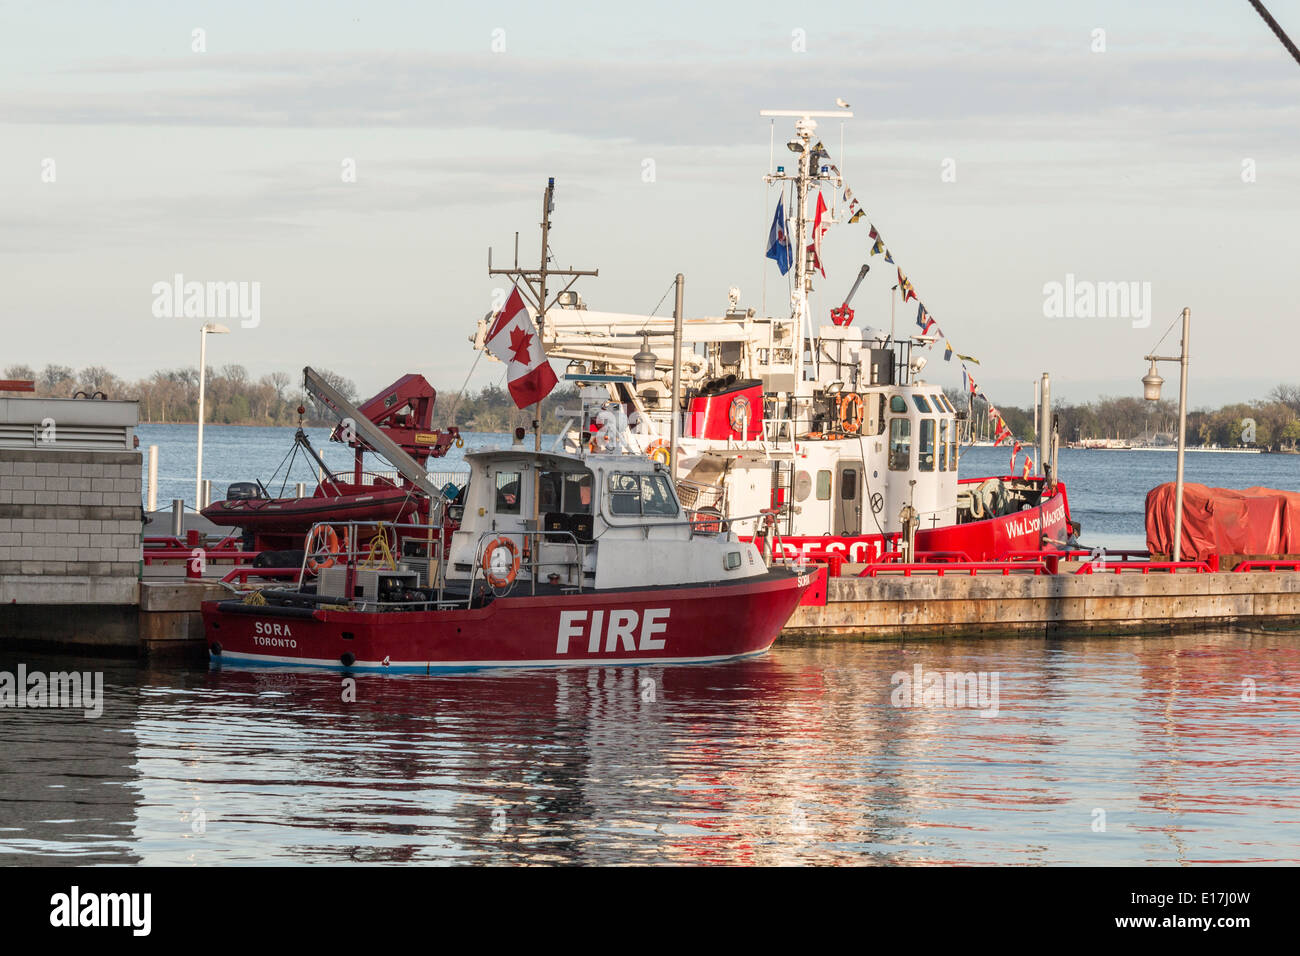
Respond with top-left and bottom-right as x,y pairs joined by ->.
1145,483 -> 1300,560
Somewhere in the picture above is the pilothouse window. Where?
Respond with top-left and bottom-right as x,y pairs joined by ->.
495,471 -> 522,514
919,420 -> 936,472
816,470 -> 832,500
889,419 -> 911,471
912,395 -> 932,413
540,470 -> 593,514
608,472 -> 678,517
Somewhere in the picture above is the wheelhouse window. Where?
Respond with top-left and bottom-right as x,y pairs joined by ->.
911,394 -> 932,414
890,395 -> 907,414
919,420 -> 936,471
540,470 -> 593,514
564,472 -> 593,513
608,472 -> 678,517
495,471 -> 521,514
841,468 -> 857,499
816,470 -> 832,500
889,418 -> 911,471
938,420 -> 949,472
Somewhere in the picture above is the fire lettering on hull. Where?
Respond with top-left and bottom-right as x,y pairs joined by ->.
556,608 -> 670,654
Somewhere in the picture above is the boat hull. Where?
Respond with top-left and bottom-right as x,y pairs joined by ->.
757,482 -> 1072,563
201,486 -> 422,533
202,569 -> 811,672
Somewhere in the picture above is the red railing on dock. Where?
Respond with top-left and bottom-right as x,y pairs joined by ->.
1233,560 -> 1300,572
220,567 -> 301,586
1074,559 -> 1214,574
859,561 -> 1051,578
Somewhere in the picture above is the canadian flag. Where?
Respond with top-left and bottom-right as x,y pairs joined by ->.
484,285 -> 559,409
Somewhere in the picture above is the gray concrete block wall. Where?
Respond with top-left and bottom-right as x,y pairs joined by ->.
0,448 -> 142,605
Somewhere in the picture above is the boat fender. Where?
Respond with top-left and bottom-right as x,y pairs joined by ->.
455,435 -> 465,449
482,536 -> 520,588
340,652 -> 356,667
209,642 -> 222,656
838,393 -> 864,434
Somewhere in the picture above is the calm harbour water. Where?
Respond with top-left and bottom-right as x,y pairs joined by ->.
0,426 -> 1296,865
1,633 -> 1297,865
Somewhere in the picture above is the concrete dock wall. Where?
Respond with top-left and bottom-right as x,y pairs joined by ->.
787,570 -> 1300,638
0,448 -> 142,604
0,398 -> 143,652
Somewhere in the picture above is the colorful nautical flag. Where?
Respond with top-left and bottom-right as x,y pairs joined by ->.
884,248 -> 894,264
765,194 -> 791,275
915,302 -> 926,329
957,353 -> 979,365
808,191 -> 829,277
944,340 -> 953,361
849,208 -> 865,223
484,284 -> 558,408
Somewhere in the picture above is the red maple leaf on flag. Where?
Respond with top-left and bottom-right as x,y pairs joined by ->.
508,326 -> 533,364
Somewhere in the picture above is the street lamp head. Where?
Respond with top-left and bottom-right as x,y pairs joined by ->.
202,323 -> 231,335
632,334 -> 658,383
1141,360 -> 1164,402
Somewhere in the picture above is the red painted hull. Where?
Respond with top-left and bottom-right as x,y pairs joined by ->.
756,481 -> 1072,563
202,569 -> 811,672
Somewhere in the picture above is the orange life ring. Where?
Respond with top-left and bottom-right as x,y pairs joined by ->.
647,439 -> 671,466
481,536 -> 520,587
305,525 -> 346,572
838,393 -> 864,434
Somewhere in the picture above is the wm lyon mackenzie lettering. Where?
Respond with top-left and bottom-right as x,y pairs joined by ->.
556,608 -> 670,654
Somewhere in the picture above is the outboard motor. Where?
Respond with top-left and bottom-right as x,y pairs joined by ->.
226,481 -> 267,500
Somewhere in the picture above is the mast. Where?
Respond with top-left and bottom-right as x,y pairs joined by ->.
487,179 -> 598,589
759,109 -> 852,385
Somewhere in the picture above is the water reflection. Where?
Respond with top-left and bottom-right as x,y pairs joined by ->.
1,632 -> 1296,865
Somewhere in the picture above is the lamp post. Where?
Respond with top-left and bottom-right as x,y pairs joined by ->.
196,323 -> 231,509
1142,307 -> 1190,561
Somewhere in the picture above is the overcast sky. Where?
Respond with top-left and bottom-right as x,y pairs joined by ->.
2,0 -> 1298,410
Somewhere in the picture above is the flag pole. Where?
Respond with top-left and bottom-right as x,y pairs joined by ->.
532,179 -> 555,593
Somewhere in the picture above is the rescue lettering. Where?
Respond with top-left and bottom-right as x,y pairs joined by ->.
556,608 -> 670,654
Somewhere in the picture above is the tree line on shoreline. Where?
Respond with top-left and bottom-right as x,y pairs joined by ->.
6,363 -> 1299,450
0,363 -> 575,433
945,385 -> 1300,451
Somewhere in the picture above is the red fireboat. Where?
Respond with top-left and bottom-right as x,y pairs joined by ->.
202,447 -> 813,671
